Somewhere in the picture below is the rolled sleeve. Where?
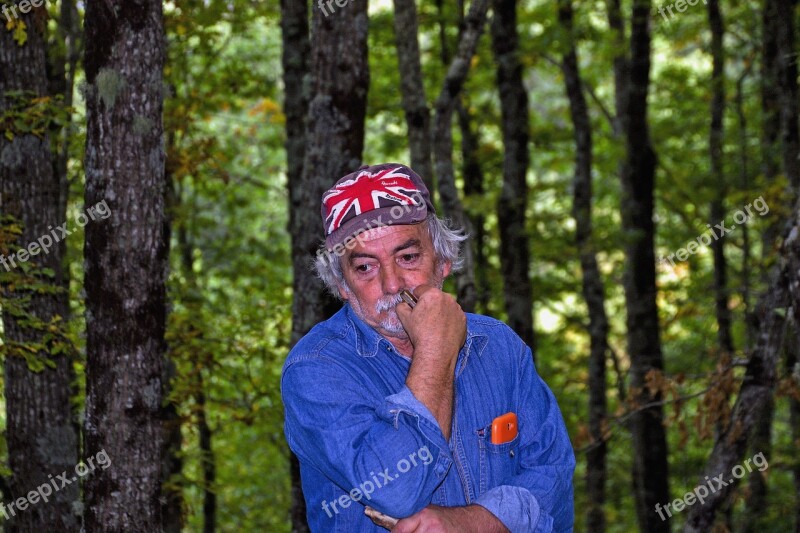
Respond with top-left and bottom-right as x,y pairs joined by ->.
475,485 -> 550,532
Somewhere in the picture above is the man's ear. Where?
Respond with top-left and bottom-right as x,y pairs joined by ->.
337,283 -> 349,301
440,260 -> 452,278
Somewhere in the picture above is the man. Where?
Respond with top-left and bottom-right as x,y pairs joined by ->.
282,163 -> 575,532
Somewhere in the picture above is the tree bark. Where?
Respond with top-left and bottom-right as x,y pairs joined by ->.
557,2 -> 610,531
392,0 -> 434,193
0,7 -> 80,531
684,200 -> 800,532
606,0 -> 629,136
761,0 -> 782,254
617,2 -> 670,531
735,66 -> 757,349
279,3 -> 313,530
707,0 -> 734,359
83,0 -> 168,529
432,0 -> 490,313
491,0 -> 535,349
435,1 -> 489,314
774,0 -> 800,199
456,103 -> 490,313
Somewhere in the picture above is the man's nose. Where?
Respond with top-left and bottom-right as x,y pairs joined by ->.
380,263 -> 404,295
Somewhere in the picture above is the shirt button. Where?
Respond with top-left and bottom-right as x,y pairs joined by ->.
434,464 -> 446,476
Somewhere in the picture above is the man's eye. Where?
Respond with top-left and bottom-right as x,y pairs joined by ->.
399,253 -> 420,264
355,264 -> 373,273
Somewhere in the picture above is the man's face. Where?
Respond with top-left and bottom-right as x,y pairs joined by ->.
338,222 -> 451,342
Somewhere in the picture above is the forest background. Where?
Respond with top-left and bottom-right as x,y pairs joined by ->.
0,0 -> 799,532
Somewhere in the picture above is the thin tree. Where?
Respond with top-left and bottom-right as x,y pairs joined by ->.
279,2 -> 312,529
434,0 -> 491,314
707,0 -> 734,359
0,7 -> 79,531
557,1 -> 611,530
491,0 -> 536,349
392,0 -> 435,193
82,0 -> 169,529
615,0 -> 670,529
432,0 -> 491,312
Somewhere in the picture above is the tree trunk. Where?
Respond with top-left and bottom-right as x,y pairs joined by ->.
606,0 -> 629,136
432,0 -> 490,313
434,1 -> 489,314
285,1 -> 370,530
279,3 -> 312,530
456,103 -> 490,313
735,66 -> 757,349
761,0 -> 782,254
392,0 -> 434,193
281,0 -> 310,533
0,7 -> 79,531
557,2 -> 610,531
774,0 -> 800,199
618,2 -> 670,531
83,0 -> 168,529
707,0 -> 734,358
743,396 -> 773,533
491,0 -> 535,350
684,202 -> 800,531
197,375 -> 216,533
707,4 -> 735,524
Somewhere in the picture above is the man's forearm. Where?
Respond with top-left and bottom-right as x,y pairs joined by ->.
440,505 -> 510,533
391,504 -> 510,533
405,350 -> 455,440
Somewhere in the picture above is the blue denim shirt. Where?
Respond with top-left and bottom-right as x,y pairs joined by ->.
282,304 -> 575,532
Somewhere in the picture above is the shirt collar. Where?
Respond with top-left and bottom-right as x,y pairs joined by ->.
344,303 -> 488,362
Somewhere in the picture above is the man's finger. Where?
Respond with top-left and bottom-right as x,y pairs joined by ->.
395,300 -> 413,325
409,284 -> 436,300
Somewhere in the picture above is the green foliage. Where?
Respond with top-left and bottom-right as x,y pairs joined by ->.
0,91 -> 70,141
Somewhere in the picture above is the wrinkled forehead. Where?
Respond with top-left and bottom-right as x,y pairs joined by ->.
344,223 -> 430,257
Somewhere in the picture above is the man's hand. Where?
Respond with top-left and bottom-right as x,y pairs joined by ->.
395,285 -> 466,439
395,285 -> 466,370
390,505 -> 509,533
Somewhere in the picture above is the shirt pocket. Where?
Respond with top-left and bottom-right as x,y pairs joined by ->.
476,423 -> 521,494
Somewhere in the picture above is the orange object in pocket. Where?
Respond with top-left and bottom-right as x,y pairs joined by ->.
491,412 -> 518,444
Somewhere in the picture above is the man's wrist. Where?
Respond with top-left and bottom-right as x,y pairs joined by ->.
430,504 -> 509,533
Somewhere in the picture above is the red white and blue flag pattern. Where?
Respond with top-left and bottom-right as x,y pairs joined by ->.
322,167 -> 423,234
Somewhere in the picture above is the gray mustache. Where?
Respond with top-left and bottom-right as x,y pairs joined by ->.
375,293 -> 403,313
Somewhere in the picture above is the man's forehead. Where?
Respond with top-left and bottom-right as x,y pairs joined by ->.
347,223 -> 428,253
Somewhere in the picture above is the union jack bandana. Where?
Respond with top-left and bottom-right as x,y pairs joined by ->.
321,163 -> 434,250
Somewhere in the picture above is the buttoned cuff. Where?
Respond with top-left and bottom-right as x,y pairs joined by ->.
475,485 -> 551,532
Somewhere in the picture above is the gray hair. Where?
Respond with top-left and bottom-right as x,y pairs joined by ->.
313,213 -> 467,299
